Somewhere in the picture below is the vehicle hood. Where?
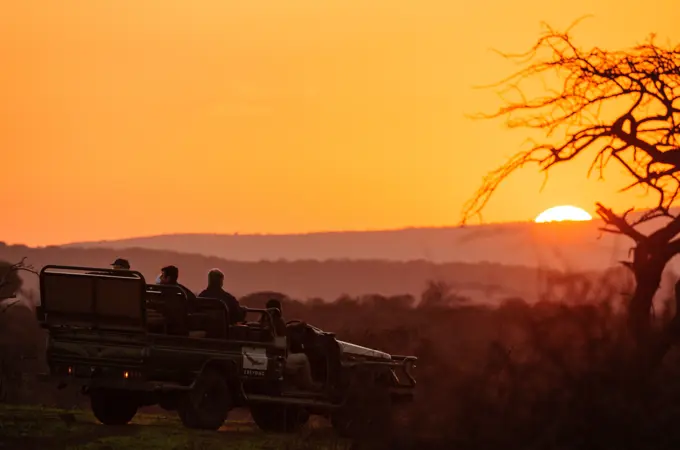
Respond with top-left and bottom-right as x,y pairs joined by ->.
336,340 -> 391,360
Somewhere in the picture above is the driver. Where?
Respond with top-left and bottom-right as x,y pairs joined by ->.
263,299 -> 322,391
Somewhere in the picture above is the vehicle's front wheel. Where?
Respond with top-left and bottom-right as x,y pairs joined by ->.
249,404 -> 309,433
90,389 -> 139,425
177,368 -> 232,430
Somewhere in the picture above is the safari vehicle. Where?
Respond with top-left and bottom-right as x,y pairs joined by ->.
36,265 -> 417,438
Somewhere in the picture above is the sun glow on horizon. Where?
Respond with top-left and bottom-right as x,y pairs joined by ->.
534,205 -> 593,223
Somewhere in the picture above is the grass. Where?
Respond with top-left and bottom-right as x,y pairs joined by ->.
0,403 -> 351,450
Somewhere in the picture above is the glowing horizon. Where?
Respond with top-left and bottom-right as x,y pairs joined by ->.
535,206 -> 593,223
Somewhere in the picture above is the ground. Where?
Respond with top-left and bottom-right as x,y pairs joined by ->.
0,404 -> 350,450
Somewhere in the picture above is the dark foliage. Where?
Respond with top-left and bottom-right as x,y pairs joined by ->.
4,272 -> 679,449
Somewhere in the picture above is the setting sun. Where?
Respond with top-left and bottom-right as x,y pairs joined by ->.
534,205 -> 592,223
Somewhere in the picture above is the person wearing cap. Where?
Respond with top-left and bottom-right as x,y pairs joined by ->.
108,257 -> 137,277
111,258 -> 130,270
88,257 -> 135,277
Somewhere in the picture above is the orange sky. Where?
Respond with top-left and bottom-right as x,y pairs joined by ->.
2,0 -> 679,246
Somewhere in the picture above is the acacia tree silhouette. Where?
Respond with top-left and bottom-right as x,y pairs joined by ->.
462,18 -> 680,366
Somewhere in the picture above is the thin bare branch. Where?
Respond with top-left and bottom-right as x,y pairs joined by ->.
462,24 -> 680,224
0,257 -> 38,300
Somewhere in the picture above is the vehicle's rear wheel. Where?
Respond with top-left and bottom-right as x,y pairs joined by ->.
90,389 -> 139,425
331,376 -> 392,441
178,368 -> 232,430
249,404 -> 309,433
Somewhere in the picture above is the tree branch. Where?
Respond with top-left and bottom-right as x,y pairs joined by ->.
0,257 -> 38,301
462,23 -> 680,224
595,203 -> 646,243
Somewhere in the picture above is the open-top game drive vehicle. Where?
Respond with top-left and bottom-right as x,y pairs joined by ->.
36,265 -> 417,438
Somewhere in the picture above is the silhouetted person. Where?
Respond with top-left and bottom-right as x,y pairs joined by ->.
111,258 -> 130,270
198,269 -> 245,324
262,298 -> 287,336
88,257 -> 135,277
262,299 -> 321,391
110,258 -> 138,277
158,265 -> 197,303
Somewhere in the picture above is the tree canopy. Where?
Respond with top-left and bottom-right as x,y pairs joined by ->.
463,20 -> 680,227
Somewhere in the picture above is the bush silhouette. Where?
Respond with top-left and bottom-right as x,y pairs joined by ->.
5,272 -> 680,449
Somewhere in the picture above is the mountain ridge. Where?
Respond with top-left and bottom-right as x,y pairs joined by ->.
58,220 -> 633,270
58,208 -> 680,271
0,242 -> 615,304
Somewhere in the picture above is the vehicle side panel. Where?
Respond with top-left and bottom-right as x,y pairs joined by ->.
45,330 -> 285,391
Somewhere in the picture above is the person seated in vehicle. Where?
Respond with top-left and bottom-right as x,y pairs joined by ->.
197,268 -> 245,324
261,298 -> 287,336
262,299 -> 322,391
157,265 -> 197,303
88,258 -> 136,277
111,258 -> 131,270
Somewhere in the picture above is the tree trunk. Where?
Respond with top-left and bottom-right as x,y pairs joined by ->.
627,258 -> 665,346
625,246 -> 680,375
595,206 -> 680,372
628,278 -> 662,344
636,280 -> 680,373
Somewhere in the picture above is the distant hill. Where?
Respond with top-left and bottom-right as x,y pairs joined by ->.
0,242 -> 639,305
61,213 -> 679,271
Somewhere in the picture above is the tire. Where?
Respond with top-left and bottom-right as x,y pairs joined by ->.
331,376 -> 392,441
178,368 -> 232,430
249,404 -> 309,433
90,389 -> 139,425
